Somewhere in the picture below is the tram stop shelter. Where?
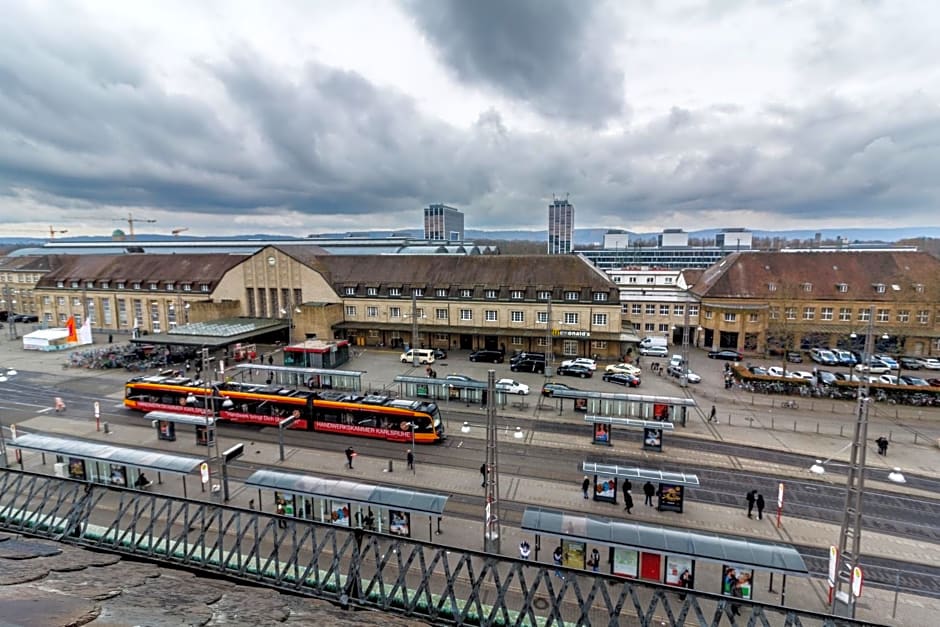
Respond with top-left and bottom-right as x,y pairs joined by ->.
145,411 -> 217,446
542,389 -> 697,425
582,462 -> 700,514
7,432 -> 206,497
522,506 -> 808,605
245,468 -> 449,540
130,318 -> 289,349
395,375 -> 485,406
228,363 -> 364,392
585,415 -> 674,451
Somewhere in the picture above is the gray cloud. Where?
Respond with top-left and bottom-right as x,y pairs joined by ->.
403,0 -> 625,125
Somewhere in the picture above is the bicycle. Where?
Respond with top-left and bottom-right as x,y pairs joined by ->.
780,399 -> 799,409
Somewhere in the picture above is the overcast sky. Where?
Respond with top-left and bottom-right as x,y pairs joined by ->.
1,0 -> 938,238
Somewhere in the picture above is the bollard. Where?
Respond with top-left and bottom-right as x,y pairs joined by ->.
914,433 -> 919,445
889,430 -> 892,442
103,422 -> 110,434
793,421 -> 797,432
816,422 -> 819,434
840,425 -> 844,437
771,417 -> 775,430
387,459 -> 394,473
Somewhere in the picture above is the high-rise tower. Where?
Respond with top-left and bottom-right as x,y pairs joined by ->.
424,204 -> 464,242
547,196 -> 574,254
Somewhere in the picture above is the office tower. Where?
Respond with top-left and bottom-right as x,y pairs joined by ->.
547,196 -> 574,254
424,204 -> 464,242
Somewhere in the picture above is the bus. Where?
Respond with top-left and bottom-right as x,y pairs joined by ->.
124,374 -> 445,443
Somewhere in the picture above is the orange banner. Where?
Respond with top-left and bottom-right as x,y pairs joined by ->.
66,316 -> 77,342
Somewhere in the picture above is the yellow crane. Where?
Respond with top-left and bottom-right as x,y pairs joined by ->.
113,212 -> 156,240
171,227 -> 190,237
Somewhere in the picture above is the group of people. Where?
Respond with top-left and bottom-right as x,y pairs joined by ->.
875,435 -> 890,456
424,366 -> 438,378
745,489 -> 766,520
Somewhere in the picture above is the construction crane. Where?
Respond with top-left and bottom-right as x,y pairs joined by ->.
171,227 -> 189,237
48,226 -> 68,239
113,212 -> 156,240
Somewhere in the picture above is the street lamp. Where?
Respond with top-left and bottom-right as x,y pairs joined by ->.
280,305 -> 302,345
0,368 -> 18,468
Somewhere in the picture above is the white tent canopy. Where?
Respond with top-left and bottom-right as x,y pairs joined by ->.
22,328 -> 71,351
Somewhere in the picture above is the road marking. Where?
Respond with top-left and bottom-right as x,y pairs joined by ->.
37,407 -> 54,413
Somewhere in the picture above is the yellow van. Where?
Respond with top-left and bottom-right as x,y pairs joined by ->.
399,349 -> 435,364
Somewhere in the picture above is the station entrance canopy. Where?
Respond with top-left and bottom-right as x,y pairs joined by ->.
130,318 -> 289,349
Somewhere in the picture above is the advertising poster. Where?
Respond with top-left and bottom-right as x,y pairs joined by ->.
593,422 -> 611,445
330,501 -> 351,527
593,476 -> 617,503
653,403 -> 671,421
643,427 -> 663,452
612,548 -> 639,578
416,383 -> 429,398
68,457 -> 87,480
109,464 -> 128,487
561,539 -> 586,569
721,565 -> 754,600
574,398 -> 588,412
664,556 -> 695,589
657,484 -> 685,513
389,510 -> 411,537
158,420 -> 176,442
196,424 -> 215,447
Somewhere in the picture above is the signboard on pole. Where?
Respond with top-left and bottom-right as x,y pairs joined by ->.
827,546 -> 838,586
94,402 -> 100,419
776,482 -> 784,528
200,462 -> 209,484
851,566 -> 864,598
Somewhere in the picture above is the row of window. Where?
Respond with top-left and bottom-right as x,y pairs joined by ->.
769,282 -> 925,294
611,275 -> 675,284
53,280 -> 210,292
42,297 -> 191,333
625,303 -> 700,316
0,273 -> 42,283
766,306 -> 933,324
342,286 -> 609,302
344,305 -> 609,326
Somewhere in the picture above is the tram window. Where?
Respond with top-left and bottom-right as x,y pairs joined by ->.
318,410 -> 343,424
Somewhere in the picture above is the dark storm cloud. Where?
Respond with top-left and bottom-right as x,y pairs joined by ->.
403,0 -> 625,124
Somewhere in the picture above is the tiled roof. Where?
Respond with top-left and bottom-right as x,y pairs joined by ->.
35,253 -> 248,287
0,254 -> 66,272
694,251 -> 940,301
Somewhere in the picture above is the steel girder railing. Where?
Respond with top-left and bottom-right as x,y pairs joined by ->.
0,470 -> 869,627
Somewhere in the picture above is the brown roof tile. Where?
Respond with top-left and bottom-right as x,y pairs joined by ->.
36,253 -> 248,288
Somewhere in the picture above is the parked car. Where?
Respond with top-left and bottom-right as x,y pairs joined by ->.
898,357 -> 922,370
560,357 -> 597,371
747,366 -> 768,376
542,382 -> 576,397
495,378 -> 530,395
444,373 -> 480,383
510,358 -> 545,374
832,349 -> 856,366
432,348 -> 448,360
810,348 -> 838,365
879,374 -> 899,385
602,372 -> 641,387
875,355 -> 899,369
789,371 -> 815,381
469,349 -> 504,363
767,366 -> 787,378
511,351 -> 545,364
916,358 -> 940,370
817,371 -> 838,385
666,364 -> 701,383
605,362 -> 641,376
399,349 -> 435,364
12,314 -> 39,323
786,351 -> 804,363
855,360 -> 891,374
899,375 -> 929,386
927,377 -> 940,387
639,345 -> 669,357
556,363 -> 593,378
708,349 -> 743,361
835,372 -> 861,382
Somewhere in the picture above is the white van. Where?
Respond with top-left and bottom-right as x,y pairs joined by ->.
639,337 -> 668,349
400,349 -> 435,364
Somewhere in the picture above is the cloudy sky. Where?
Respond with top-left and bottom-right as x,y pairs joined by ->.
1,0 -> 938,238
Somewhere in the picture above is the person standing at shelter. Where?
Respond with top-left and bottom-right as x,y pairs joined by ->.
643,481 -> 655,507
756,493 -> 765,520
406,449 -> 414,470
589,547 -> 600,573
480,463 -> 487,487
519,540 -> 531,560
581,476 -> 591,499
623,489 -> 634,514
552,546 -> 564,579
345,446 -> 356,469
746,489 -> 757,518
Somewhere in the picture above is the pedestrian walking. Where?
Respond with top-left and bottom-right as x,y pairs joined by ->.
623,490 -> 634,514
746,489 -> 757,518
108,333 -> 113,344
709,405 -> 717,423
268,354 -> 274,366
582,476 -> 591,499
480,463 -> 487,487
756,493 -> 766,520
345,446 -> 356,469
636,355 -> 641,367
406,449 -> 414,470
588,547 -> 600,573
552,545 -> 564,579
876,436 -> 889,456
643,481 -> 655,507
248,499 -> 255,511
519,539 -> 531,560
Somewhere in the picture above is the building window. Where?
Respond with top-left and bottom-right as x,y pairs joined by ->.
484,289 -> 497,299
182,283 -> 192,292
801,282 -> 812,292
934,338 -> 940,351
149,282 -> 158,290
537,311 -> 548,324
435,308 -> 447,320
704,310 -> 713,320
873,283 -> 885,293
344,287 -> 356,296
664,277 -> 673,284
86,299 -> 96,324
631,304 -> 642,315
660,305 -> 670,316
436,288 -> 448,297
200,284 -> 209,292
70,281 -> 79,288
877,308 -> 889,322
511,311 -> 524,322
858,308 -> 871,321
100,281 -> 109,289
628,277 -> 637,284
563,312 -> 579,325
839,307 -> 851,321
785,307 -> 796,320
592,292 -> 608,301
564,291 -> 579,301
460,289 -> 473,298
592,340 -> 608,349
769,307 -> 779,320
562,340 -> 578,356
345,306 -> 356,316
821,307 -> 833,321
367,287 -> 378,296
390,307 -> 401,318
767,283 -> 777,292
913,283 -> 924,293
460,309 -> 472,321
485,310 -> 498,322
613,276 -> 622,283
413,288 -> 424,297
117,299 -> 127,326
367,306 -> 378,317
897,310 -> 909,323
674,304 -> 684,316
917,310 -> 929,324
748,313 -> 759,323
506,290 -> 522,300
689,304 -> 699,316
536,290 -> 551,300
537,337 -> 549,347
72,297 -> 82,307
388,287 -> 401,297
658,323 -> 669,332
511,336 -> 524,345
724,312 -> 737,322
56,280 -> 65,288
802,307 -> 815,320
592,313 -> 608,326
132,282 -> 141,290
416,308 -> 425,318
150,302 -> 160,333
646,277 -> 655,284
434,333 -> 448,341
644,323 -> 655,332
837,283 -> 848,292
645,304 -> 656,315
165,283 -> 175,291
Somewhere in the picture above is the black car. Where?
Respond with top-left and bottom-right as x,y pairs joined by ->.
469,349 -> 504,363
510,351 -> 545,364
708,349 -> 743,361
542,382 -> 575,397
899,357 -> 922,370
12,314 -> 39,323
602,372 -> 640,387
510,359 -> 545,374
432,348 -> 448,360
748,366 -> 768,376
556,363 -> 593,378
